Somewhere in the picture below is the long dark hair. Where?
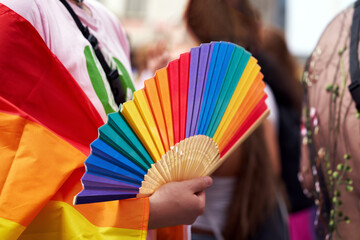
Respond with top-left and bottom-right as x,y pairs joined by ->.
223,126 -> 277,240
260,26 -> 303,115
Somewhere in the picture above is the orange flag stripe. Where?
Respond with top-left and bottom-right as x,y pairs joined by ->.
0,111 -> 86,226
0,110 -> 149,231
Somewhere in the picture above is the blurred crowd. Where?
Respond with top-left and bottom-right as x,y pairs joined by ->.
129,0 -> 312,239
126,0 -> 359,239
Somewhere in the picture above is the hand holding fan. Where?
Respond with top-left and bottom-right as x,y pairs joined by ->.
75,42 -> 269,204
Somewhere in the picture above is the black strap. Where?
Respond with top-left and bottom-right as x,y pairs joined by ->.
59,0 -> 126,105
349,0 -> 360,112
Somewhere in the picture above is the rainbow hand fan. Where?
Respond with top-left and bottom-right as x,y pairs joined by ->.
75,41 -> 269,204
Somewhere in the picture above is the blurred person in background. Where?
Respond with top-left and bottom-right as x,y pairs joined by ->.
260,26 -> 317,240
185,0 -> 290,239
300,2 -> 360,239
130,39 -> 170,90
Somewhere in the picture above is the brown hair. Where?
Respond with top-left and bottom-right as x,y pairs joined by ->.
223,126 -> 277,239
260,26 -> 303,114
184,0 -> 261,53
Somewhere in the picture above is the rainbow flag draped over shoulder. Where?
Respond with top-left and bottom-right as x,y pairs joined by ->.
0,4 -> 149,239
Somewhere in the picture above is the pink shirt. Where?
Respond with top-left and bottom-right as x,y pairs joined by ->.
2,0 -> 133,121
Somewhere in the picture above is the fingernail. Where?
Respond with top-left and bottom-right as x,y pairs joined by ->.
203,176 -> 211,185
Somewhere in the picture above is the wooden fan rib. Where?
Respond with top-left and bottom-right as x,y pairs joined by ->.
159,152 -> 173,181
145,166 -> 167,185
201,148 -> 221,176
176,137 -> 186,180
173,140 -> 183,181
137,187 -> 155,198
170,145 -> 180,181
187,136 -> 216,178
140,179 -> 159,191
143,173 -> 162,187
154,156 -> 172,182
193,136 -> 216,177
184,135 -> 201,179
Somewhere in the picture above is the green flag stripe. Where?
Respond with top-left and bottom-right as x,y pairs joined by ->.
84,46 -> 116,115
113,57 -> 135,93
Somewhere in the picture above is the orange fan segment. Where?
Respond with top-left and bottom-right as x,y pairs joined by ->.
213,56 -> 259,145
144,77 -> 170,152
155,68 -> 174,148
218,73 -> 266,151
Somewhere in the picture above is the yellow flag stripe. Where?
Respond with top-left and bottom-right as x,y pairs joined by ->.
13,201 -> 147,240
0,217 -> 25,240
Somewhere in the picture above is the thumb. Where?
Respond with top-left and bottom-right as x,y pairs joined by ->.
184,176 -> 213,193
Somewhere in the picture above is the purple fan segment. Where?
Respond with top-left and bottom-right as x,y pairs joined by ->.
81,173 -> 140,190
191,43 -> 214,135
185,47 -> 199,138
75,189 -> 138,204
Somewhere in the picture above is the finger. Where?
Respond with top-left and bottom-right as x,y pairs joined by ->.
195,190 -> 206,215
196,190 -> 205,199
184,176 -> 213,193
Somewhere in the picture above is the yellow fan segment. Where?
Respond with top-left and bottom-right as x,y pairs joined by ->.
213,57 -> 259,145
